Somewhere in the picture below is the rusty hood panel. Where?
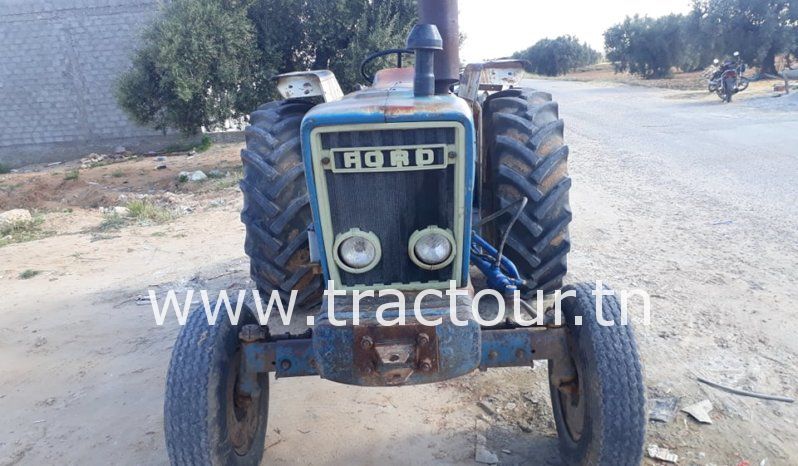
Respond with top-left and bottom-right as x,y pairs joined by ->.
373,67 -> 414,89
301,72 -> 473,128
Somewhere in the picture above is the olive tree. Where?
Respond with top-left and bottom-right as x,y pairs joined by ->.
698,0 -> 798,75
513,36 -> 601,76
117,0 -> 261,134
604,14 -> 690,79
118,0 -> 416,134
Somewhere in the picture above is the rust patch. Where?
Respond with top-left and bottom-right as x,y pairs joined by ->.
353,324 -> 439,385
373,67 -> 414,89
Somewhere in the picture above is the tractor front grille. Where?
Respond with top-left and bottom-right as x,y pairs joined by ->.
311,123 -> 465,288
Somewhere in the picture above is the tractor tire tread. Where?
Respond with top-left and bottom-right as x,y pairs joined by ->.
550,282 -> 646,466
240,100 -> 322,308
164,307 -> 268,466
483,88 -> 571,296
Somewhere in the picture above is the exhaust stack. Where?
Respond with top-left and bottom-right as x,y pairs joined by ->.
418,0 -> 461,94
406,24 -> 442,97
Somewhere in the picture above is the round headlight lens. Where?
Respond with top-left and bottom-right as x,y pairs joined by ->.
413,231 -> 453,267
338,235 -> 377,270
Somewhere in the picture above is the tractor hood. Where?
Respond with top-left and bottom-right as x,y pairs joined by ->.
301,68 -> 473,130
298,67 -> 477,290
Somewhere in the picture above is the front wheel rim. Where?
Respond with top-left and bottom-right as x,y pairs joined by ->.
553,353 -> 586,442
226,350 -> 262,456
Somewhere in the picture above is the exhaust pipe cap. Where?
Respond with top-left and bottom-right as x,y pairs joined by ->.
406,24 -> 443,51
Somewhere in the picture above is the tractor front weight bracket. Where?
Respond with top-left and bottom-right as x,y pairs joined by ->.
238,321 -> 571,396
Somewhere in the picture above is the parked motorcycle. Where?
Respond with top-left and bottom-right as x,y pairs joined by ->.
706,51 -> 749,103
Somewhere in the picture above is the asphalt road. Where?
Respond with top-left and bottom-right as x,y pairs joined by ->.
529,79 -> 798,463
528,79 -> 798,222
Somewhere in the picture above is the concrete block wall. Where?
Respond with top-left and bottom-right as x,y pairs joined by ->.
0,0 -> 185,167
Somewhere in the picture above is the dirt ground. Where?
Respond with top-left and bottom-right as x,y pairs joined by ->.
541,62 -> 783,96
1,79 -> 797,466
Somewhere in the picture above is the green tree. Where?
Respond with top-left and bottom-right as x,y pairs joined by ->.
513,36 -> 601,76
118,0 -> 416,134
697,0 -> 798,74
604,14 -> 690,79
604,1 -> 798,79
117,0 -> 261,134
305,0 -> 417,90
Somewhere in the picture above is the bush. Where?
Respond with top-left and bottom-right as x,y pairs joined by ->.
19,269 -> 41,280
513,36 -> 601,76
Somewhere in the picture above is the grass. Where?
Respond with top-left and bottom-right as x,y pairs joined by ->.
195,135 -> 212,152
212,168 -> 243,190
97,213 -> 127,231
0,215 -> 47,248
18,269 -> 41,279
0,182 -> 23,192
165,135 -> 212,154
111,169 -> 125,178
97,199 -> 173,232
0,163 -> 10,174
64,169 -> 80,181
127,199 -> 173,223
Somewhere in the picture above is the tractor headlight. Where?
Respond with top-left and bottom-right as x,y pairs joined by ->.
333,229 -> 381,273
409,227 -> 455,270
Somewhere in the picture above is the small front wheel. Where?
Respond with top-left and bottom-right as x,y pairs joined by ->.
548,282 -> 646,466
164,305 -> 269,466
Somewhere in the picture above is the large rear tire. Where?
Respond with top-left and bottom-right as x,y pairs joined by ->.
240,100 -> 323,308
548,282 -> 646,466
482,88 -> 571,296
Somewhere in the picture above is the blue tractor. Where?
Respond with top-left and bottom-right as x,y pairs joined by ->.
163,1 -> 647,464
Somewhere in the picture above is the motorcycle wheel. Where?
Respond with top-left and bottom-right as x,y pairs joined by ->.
737,77 -> 750,92
722,78 -> 736,103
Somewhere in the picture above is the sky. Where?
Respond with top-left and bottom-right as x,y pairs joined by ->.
458,0 -> 693,62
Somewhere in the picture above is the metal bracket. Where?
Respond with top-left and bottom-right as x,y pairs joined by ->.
274,70 -> 343,102
238,326 -> 317,399
479,325 -> 570,371
353,324 -> 439,385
